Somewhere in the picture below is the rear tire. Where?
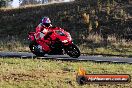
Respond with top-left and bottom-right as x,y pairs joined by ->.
29,41 -> 45,57
64,44 -> 80,58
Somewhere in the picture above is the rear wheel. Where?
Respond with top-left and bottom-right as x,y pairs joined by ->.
29,41 -> 45,57
64,44 -> 80,58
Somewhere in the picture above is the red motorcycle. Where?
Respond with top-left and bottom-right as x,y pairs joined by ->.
28,27 -> 80,58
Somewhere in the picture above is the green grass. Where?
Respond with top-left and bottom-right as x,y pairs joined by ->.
0,58 -> 132,88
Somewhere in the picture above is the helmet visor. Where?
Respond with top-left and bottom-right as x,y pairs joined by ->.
43,23 -> 50,27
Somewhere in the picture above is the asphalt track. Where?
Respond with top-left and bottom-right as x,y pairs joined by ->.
0,52 -> 132,64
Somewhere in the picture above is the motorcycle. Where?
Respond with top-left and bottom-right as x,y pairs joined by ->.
28,27 -> 80,58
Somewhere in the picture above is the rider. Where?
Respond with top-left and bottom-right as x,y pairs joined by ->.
35,17 -> 64,54
35,17 -> 53,52
35,17 -> 52,40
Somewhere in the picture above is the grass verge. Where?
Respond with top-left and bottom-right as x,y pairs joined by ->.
0,58 -> 132,88
79,34 -> 132,57
0,35 -> 132,57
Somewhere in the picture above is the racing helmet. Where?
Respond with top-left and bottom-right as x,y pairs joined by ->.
41,17 -> 51,27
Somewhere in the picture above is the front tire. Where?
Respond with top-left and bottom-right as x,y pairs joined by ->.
29,41 -> 45,57
64,44 -> 80,58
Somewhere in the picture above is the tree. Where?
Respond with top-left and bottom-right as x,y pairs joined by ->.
0,0 -> 13,7
20,0 -> 40,6
0,0 -> 6,7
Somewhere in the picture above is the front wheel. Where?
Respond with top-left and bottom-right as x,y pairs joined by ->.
64,44 -> 80,58
29,41 -> 45,57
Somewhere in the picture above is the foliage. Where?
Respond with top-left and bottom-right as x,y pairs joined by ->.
0,0 -> 12,7
20,0 -> 41,6
0,0 -> 131,55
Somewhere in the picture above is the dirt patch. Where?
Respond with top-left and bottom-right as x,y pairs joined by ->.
0,69 -> 71,82
1,73 -> 40,82
0,70 -> 47,82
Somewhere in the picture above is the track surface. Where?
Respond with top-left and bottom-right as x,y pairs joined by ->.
0,52 -> 132,64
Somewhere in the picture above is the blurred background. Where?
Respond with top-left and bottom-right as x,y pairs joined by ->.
0,0 -> 74,8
